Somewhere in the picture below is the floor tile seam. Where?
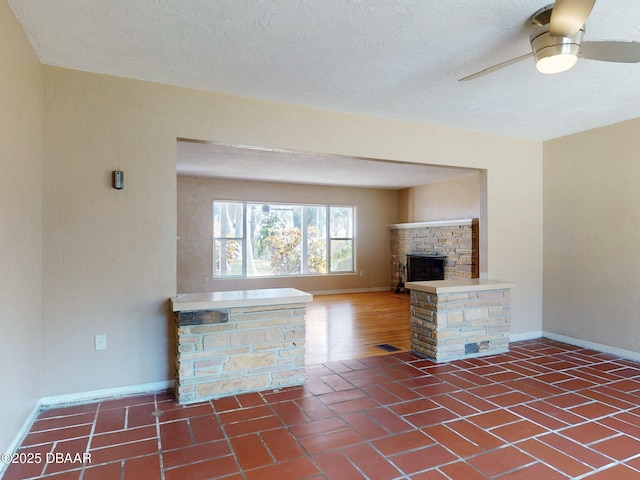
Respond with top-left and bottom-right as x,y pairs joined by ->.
334,379 -> 423,412
426,420 -> 508,456
522,432 -> 628,461
571,460 -> 628,480
480,457 -> 541,479
171,405 -> 243,478
388,458 -> 458,479
195,400 -> 244,480
567,364 -> 634,378
588,432 -> 640,452
623,453 -> 640,472
308,441 -> 406,480
80,404 -> 100,459
280,415 -> 349,440
215,404 -> 280,427
160,451 -> 238,475
215,407 -> 286,440
505,397 -> 580,424
537,430 -> 624,466
560,372 -> 636,390
272,399 -> 314,427
31,411 -> 97,427
243,429 -> 280,466
88,428 -> 162,453
25,421 -> 96,438
505,400 -> 586,430
511,440 -> 607,478
366,438 -> 463,479
245,430 -> 370,477
564,403 -> 628,422
555,418 -> 631,441
41,465 -> 85,479
605,412 -> 640,435
450,388 -> 518,414
358,402 -> 424,437
152,395 -> 167,480
501,435 -> 604,478
433,462 -> 486,480
477,415 -> 546,437
362,379 -> 422,405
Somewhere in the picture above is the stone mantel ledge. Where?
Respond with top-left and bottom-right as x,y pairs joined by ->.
388,218 -> 474,229
406,279 -> 515,294
171,287 -> 313,312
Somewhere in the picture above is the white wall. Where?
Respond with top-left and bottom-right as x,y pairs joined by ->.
544,118 -> 640,354
177,175 -> 397,293
0,1 -> 43,454
40,65 -> 543,400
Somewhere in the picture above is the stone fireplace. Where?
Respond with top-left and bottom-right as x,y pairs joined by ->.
390,219 -> 479,290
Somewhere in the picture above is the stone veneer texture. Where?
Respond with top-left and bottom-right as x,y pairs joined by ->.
390,220 -> 479,290
410,288 -> 511,362
174,303 -> 306,403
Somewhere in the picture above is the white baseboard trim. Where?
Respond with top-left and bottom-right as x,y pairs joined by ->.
39,380 -> 175,409
542,331 -> 640,363
510,331 -> 543,342
310,286 -> 391,295
509,331 -> 640,362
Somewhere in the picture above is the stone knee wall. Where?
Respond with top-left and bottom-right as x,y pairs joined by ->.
175,303 -> 306,403
410,289 -> 510,362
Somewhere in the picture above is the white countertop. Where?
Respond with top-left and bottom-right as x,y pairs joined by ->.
171,288 -> 313,312
406,279 -> 515,294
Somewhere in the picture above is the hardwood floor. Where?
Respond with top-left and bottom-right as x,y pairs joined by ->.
305,290 -> 411,365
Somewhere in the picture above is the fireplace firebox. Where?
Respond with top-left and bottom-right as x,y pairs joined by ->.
406,254 -> 446,283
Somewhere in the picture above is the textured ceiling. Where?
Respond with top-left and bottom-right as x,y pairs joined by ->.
9,0 -> 640,185
10,0 -> 640,141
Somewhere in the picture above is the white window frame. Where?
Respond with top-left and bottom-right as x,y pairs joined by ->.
213,201 -> 355,278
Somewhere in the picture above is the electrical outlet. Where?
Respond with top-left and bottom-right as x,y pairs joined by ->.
95,334 -> 107,351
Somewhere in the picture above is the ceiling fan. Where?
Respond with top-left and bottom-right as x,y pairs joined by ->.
460,0 -> 640,82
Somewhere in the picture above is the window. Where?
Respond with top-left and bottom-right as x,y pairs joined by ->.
213,201 -> 355,278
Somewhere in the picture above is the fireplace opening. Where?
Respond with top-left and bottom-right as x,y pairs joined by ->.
406,254 -> 446,283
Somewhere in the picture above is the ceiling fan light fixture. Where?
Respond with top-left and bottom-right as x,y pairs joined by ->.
530,24 -> 584,74
535,51 -> 578,73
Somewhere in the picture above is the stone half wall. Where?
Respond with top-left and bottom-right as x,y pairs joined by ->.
174,303 -> 306,403
390,219 -> 479,290
410,288 -> 511,362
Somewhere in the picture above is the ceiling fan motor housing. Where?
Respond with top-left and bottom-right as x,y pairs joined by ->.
530,24 -> 584,73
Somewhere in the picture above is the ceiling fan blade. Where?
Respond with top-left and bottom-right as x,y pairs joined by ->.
459,53 -> 532,82
580,41 -> 640,63
550,0 -> 596,36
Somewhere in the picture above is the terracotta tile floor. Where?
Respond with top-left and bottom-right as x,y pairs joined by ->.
5,338 -> 640,479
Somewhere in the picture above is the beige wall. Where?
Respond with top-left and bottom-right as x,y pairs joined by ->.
40,65 -> 543,401
177,176 -> 397,293
0,1 -> 43,454
397,173 -> 481,223
544,118 -> 640,353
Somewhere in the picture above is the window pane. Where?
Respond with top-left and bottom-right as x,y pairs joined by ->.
247,203 -> 302,276
330,206 -> 353,238
305,206 -> 326,274
330,239 -> 353,272
214,202 -> 243,238
214,239 -> 243,277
